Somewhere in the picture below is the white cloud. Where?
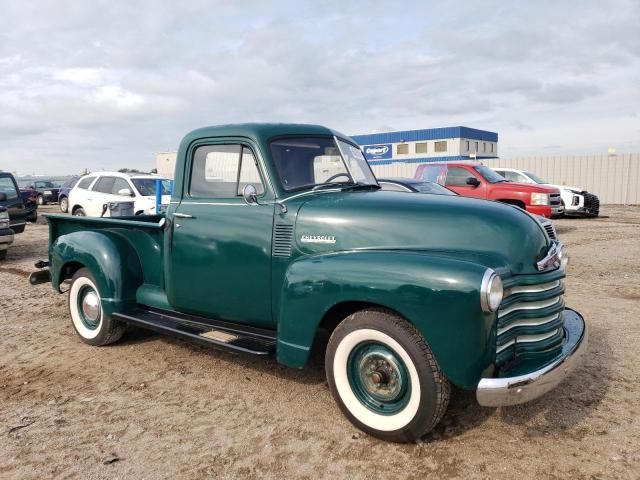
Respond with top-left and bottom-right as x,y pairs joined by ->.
0,0 -> 638,174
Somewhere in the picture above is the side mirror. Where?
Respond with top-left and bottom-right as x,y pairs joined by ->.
242,184 -> 258,205
117,188 -> 134,197
466,177 -> 481,187
0,192 -> 6,201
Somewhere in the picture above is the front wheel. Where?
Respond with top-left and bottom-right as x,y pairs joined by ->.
69,268 -> 125,346
37,195 -> 44,205
0,250 -> 7,260
326,309 -> 450,442
73,207 -> 86,216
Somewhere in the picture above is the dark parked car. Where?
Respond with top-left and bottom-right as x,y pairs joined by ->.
27,180 -> 60,205
0,205 -> 13,260
0,172 -> 28,233
378,177 -> 457,195
19,187 -> 38,222
58,176 -> 81,213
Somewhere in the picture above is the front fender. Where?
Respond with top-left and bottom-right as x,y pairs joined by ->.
277,250 -> 495,390
50,230 -> 143,316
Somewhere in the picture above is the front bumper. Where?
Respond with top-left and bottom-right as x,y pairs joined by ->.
0,227 -> 14,250
476,308 -> 587,407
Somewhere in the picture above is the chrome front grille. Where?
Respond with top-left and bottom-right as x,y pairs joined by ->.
496,276 -> 566,366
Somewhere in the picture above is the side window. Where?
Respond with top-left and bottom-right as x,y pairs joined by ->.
515,173 -> 530,183
0,177 -> 18,200
112,178 -> 132,195
93,176 -> 116,194
77,177 -> 94,189
237,147 -> 264,195
445,167 -> 475,186
190,145 -> 242,198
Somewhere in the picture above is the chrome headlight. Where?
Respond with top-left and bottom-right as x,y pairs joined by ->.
531,192 -> 549,205
0,210 -> 8,229
481,269 -> 503,313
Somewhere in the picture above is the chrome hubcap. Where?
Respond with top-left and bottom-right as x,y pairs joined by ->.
81,290 -> 101,323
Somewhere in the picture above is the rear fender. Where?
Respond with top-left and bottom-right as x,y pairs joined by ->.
50,230 -> 143,316
276,250 -> 495,390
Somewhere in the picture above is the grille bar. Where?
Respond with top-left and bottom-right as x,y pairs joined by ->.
498,296 -> 561,318
496,272 -> 567,367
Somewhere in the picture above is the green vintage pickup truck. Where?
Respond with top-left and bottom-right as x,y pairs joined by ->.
33,124 -> 587,442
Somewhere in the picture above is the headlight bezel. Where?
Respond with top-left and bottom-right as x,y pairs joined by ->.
481,269 -> 504,313
531,192 -> 550,205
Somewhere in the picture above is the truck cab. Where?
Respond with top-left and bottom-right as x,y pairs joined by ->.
0,172 -> 28,234
36,124 -> 586,442
415,162 -> 564,218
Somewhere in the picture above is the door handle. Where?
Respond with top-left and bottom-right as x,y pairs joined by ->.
173,213 -> 194,219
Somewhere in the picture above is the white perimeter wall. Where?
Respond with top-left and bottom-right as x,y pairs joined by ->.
370,154 -> 640,205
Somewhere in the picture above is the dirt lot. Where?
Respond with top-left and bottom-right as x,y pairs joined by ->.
1,205 -> 639,479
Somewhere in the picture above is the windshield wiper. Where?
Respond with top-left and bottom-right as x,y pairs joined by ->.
341,182 -> 381,191
311,181 -> 355,191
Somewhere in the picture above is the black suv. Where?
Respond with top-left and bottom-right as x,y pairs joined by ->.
0,172 -> 28,234
28,180 -> 60,205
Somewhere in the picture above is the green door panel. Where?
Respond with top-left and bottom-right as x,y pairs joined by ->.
168,200 -> 274,326
276,250 -> 496,390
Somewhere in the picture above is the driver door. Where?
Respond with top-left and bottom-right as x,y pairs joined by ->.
168,142 -> 274,328
445,167 -> 488,199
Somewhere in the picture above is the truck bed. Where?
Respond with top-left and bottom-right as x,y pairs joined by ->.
45,213 -> 167,291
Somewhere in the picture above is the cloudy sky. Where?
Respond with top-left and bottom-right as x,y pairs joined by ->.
1,0 -> 639,175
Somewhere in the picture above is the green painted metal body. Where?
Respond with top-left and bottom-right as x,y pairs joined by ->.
46,123 -> 555,391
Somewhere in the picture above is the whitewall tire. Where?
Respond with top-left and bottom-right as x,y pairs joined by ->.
326,309 -> 450,442
68,268 -> 125,346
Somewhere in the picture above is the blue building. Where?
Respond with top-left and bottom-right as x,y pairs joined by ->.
351,126 -> 498,166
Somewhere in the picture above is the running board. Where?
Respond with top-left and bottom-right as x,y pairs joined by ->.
113,308 -> 276,356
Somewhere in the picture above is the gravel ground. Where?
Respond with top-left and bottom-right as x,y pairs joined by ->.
1,205 -> 639,479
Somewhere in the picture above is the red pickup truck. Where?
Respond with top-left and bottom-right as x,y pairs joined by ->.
415,163 -> 564,218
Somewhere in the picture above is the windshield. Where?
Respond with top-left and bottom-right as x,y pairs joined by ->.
270,136 -> 378,192
132,178 -> 171,196
413,182 -> 457,195
34,181 -> 56,188
524,171 -> 547,184
473,165 -> 507,183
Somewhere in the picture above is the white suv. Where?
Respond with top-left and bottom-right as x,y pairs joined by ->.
493,168 -> 600,217
68,172 -> 171,217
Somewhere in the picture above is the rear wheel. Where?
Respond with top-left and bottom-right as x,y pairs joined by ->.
59,197 -> 69,213
0,250 -> 7,260
73,207 -> 86,216
68,268 -> 125,346
37,195 -> 44,206
11,224 -> 25,234
326,309 -> 450,442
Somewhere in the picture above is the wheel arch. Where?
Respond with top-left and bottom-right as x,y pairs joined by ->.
50,230 -> 144,316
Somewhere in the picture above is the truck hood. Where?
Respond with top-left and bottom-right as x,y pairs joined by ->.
498,182 -> 560,194
293,190 -> 550,275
